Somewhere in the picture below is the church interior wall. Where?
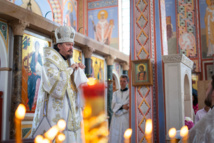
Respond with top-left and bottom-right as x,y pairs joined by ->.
164,1 -> 214,134
165,0 -> 214,81
198,0 -> 214,80
8,0 -> 78,28
0,20 -> 11,141
165,0 -> 177,55
130,0 -> 169,142
130,0 -> 156,142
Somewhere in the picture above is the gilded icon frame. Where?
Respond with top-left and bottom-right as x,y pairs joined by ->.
132,59 -> 153,86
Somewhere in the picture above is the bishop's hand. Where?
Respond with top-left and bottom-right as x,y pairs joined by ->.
78,63 -> 85,69
70,63 -> 78,69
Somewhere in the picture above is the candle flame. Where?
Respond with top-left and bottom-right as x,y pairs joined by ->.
35,135 -> 43,143
180,126 -> 188,137
44,125 -> 59,140
15,104 -> 26,120
145,119 -> 152,135
42,138 -> 50,143
87,77 -> 96,85
124,128 -> 132,139
57,133 -> 66,142
169,128 -> 176,138
57,119 -> 66,131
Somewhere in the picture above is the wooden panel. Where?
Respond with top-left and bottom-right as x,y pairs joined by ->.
198,80 -> 211,110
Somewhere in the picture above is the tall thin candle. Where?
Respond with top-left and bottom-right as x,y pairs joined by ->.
124,128 -> 132,143
15,104 -> 26,143
168,128 -> 176,143
180,126 -> 188,143
145,119 -> 152,143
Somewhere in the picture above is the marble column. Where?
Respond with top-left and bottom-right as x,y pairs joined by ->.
105,55 -> 115,126
82,47 -> 94,77
9,20 -> 29,139
162,54 -> 194,133
121,62 -> 129,75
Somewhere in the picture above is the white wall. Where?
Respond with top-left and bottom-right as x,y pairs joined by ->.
0,34 -> 9,140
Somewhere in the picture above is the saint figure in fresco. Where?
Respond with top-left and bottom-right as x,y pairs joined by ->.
65,2 -> 76,30
27,41 -> 42,111
137,64 -> 146,81
97,62 -> 104,81
205,0 -> 214,56
92,10 -> 114,45
166,16 -> 173,39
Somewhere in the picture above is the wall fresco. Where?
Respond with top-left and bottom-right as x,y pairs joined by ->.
91,56 -> 105,82
199,0 -> 214,58
165,0 -> 177,54
88,0 -> 118,49
21,33 -> 49,113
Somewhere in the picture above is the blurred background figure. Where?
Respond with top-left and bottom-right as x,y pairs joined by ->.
192,88 -> 198,114
109,74 -> 129,143
194,98 -> 211,124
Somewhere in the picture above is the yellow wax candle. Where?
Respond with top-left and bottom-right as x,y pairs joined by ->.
168,128 -> 176,143
145,119 -> 152,143
124,128 -> 132,143
15,104 -> 26,143
180,126 -> 188,143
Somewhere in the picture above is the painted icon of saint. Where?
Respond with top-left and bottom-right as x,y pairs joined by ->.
137,64 -> 147,81
27,41 -> 42,111
91,10 -> 114,45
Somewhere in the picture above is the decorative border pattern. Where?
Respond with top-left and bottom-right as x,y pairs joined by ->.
195,0 -> 201,72
88,0 -> 117,9
202,60 -> 214,80
48,0 -> 63,25
77,0 -> 84,34
162,54 -> 194,69
134,0 -> 153,142
150,0 -> 157,142
176,0 -> 200,72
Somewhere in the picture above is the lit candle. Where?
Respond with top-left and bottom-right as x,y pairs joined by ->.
56,133 -> 66,143
168,128 -> 176,143
15,104 -> 26,143
35,135 -> 43,143
124,128 -> 132,143
44,125 -> 59,141
57,119 -> 66,131
180,126 -> 188,143
82,78 -> 106,142
42,138 -> 51,143
145,119 -> 152,143
87,77 -> 97,85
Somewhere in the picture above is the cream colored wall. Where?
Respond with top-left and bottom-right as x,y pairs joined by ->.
0,30 -> 9,140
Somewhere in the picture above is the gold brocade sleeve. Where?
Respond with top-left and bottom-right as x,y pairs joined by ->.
43,61 -> 68,99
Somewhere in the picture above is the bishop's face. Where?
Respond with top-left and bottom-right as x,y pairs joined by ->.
58,42 -> 74,59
